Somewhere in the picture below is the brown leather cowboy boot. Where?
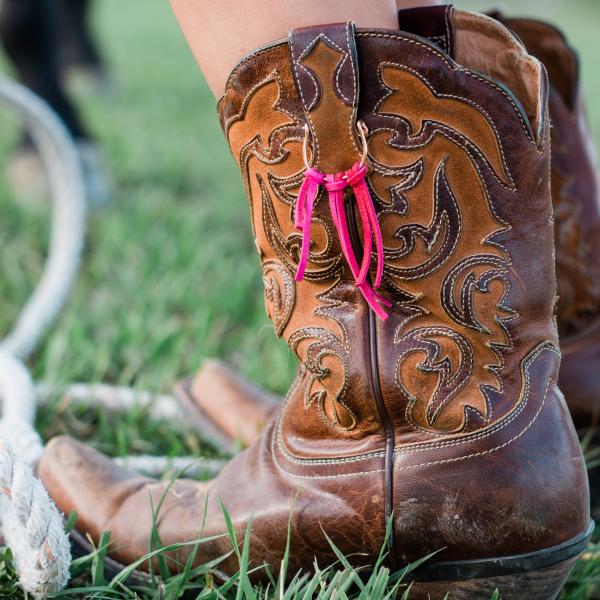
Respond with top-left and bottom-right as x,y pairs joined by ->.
39,10 -> 592,598
177,9 -> 600,457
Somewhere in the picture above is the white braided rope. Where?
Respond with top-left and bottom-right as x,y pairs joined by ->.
0,78 -> 85,597
114,454 -> 224,478
0,77 -> 86,361
0,76 -> 84,596
0,77 -> 226,597
0,350 -> 43,464
35,381 -> 186,421
0,446 -> 71,595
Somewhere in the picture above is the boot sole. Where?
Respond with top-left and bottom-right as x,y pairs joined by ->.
408,521 -> 593,599
408,557 -> 577,599
69,521 -> 593,595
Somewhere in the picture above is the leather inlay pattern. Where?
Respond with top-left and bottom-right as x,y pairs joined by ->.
367,65 -> 514,433
262,260 -> 296,336
289,22 -> 362,172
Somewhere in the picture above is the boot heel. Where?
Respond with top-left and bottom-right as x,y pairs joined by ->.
407,556 -> 577,600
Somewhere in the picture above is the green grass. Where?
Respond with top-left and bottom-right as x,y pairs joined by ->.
0,0 -> 600,597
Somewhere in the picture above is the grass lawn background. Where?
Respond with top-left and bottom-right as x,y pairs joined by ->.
0,0 -> 599,597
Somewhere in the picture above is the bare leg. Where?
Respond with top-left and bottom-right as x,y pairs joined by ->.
170,0 -> 443,97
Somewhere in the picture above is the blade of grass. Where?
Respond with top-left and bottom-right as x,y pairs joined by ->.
107,533 -> 230,588
64,511 -> 78,534
235,515 -> 254,600
321,529 -> 365,592
276,493 -> 299,599
92,531 -> 112,587
399,581 -> 413,600
390,550 -> 442,583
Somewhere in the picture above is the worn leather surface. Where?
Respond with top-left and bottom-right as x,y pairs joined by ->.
39,14 -> 590,575
498,17 -> 600,427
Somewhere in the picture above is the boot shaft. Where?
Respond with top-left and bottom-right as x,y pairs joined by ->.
219,10 -> 557,448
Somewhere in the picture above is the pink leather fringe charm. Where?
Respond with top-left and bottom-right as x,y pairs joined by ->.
294,167 -> 325,282
294,161 -> 390,320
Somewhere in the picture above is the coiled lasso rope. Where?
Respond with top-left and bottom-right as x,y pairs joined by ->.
0,77 -> 225,597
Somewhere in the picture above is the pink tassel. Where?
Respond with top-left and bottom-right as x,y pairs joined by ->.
295,168 -> 324,281
345,163 -> 385,289
294,162 -> 390,319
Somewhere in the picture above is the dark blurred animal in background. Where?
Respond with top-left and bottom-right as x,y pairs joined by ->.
0,0 -> 111,206
55,0 -> 108,85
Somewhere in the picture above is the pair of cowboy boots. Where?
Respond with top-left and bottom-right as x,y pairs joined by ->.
38,6 -> 595,599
